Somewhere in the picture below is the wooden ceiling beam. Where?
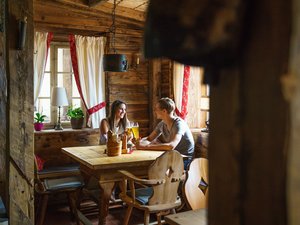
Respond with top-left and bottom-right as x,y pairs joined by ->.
88,0 -> 108,7
33,0 -> 146,22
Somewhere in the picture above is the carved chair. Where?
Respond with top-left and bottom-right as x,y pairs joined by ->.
183,158 -> 209,210
34,155 -> 84,225
119,150 -> 185,225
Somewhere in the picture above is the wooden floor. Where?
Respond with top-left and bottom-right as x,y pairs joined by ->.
44,199 -> 163,225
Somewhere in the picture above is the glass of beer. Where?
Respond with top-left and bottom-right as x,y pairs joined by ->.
131,122 -> 139,139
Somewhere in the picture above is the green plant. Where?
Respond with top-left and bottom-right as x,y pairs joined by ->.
34,112 -> 46,123
66,106 -> 84,119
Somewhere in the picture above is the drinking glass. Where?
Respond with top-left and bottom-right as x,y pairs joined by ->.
131,122 -> 139,139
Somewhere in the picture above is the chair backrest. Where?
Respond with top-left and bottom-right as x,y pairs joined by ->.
183,158 -> 208,210
147,150 -> 184,205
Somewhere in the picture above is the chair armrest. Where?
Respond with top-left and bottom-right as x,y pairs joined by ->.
119,170 -> 165,185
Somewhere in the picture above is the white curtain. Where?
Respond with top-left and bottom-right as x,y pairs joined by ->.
187,66 -> 203,128
74,35 -> 106,128
34,32 -> 48,105
173,62 -> 203,127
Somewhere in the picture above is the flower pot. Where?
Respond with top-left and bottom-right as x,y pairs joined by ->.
70,117 -> 84,129
34,122 -> 44,131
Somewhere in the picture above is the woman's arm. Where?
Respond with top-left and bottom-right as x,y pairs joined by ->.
100,119 -> 110,135
99,119 -> 110,144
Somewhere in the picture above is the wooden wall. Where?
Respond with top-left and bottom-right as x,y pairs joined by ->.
209,0 -> 290,224
34,129 -> 100,167
160,58 -> 173,98
5,0 -> 35,224
287,0 -> 300,223
33,0 -> 151,136
0,0 -> 7,207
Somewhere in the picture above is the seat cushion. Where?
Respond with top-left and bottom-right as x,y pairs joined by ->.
127,187 -> 153,205
44,176 -> 84,191
38,164 -> 80,176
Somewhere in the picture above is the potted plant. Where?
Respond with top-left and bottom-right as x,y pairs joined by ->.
67,106 -> 85,129
34,112 -> 46,131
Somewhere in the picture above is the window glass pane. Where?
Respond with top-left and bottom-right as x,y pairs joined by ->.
57,73 -> 64,87
45,50 -> 50,72
72,99 -> 81,108
57,48 -> 63,72
72,76 -> 80,97
39,73 -> 51,97
57,48 -> 72,73
36,99 -> 51,123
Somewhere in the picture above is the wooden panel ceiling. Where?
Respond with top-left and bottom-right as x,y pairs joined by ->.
107,0 -> 148,12
89,0 -> 148,12
34,0 -> 147,22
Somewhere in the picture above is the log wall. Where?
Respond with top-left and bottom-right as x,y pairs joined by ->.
160,58 -> 173,98
209,0 -> 290,224
34,129 -> 100,167
7,0 -> 35,224
0,0 -> 7,206
34,0 -> 151,136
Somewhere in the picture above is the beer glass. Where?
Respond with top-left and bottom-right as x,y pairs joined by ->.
131,122 -> 139,139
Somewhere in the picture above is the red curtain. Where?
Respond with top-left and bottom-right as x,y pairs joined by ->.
46,32 -> 53,62
175,65 -> 190,120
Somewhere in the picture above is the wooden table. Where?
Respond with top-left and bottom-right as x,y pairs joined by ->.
165,209 -> 207,225
62,145 -> 164,225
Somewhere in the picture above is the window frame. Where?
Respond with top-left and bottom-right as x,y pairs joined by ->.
172,62 -> 210,130
36,42 -> 84,129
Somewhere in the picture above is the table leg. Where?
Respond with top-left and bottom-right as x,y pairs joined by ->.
98,181 -> 115,225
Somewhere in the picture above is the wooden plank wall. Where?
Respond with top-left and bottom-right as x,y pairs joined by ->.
34,129 -> 100,167
209,0 -> 290,225
287,0 -> 300,223
160,58 -> 173,98
0,0 -> 7,206
148,58 -> 173,130
33,0 -> 151,136
8,0 -> 35,224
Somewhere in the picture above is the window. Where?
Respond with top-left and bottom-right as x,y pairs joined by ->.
35,42 -> 82,128
173,63 -> 209,129
186,67 -> 209,129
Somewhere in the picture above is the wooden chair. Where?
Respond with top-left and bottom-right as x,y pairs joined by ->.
119,150 -> 185,225
183,158 -> 209,210
34,155 -> 84,225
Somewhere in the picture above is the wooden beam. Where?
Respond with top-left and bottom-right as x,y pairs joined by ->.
34,0 -> 144,35
34,0 -> 146,22
89,0 -> 108,7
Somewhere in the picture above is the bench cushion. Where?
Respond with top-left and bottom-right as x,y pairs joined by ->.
44,176 -> 84,191
38,164 -> 80,175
